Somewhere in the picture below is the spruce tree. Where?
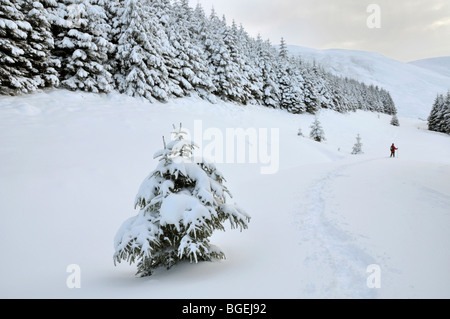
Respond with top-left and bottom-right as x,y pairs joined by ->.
443,92 -> 450,134
55,0 -> 114,93
113,0 -> 169,101
278,62 -> 305,114
279,37 -> 288,59
237,27 -> 263,105
428,94 -> 445,132
302,64 -> 322,114
166,0 -> 213,99
257,38 -> 280,108
429,91 -> 450,134
0,0 -> 37,94
351,134 -> 363,155
390,113 -> 400,126
22,0 -> 60,88
114,124 -> 250,277
310,116 -> 326,142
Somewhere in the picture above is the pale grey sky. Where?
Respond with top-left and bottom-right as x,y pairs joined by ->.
189,0 -> 450,62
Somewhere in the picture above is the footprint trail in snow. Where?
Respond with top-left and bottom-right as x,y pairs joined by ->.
298,162 -> 380,298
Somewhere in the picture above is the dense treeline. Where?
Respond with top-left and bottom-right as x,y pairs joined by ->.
0,0 -> 397,115
428,91 -> 450,134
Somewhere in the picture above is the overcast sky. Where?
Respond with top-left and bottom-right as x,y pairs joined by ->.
188,0 -> 450,62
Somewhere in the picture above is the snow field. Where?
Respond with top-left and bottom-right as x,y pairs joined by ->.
0,90 -> 449,298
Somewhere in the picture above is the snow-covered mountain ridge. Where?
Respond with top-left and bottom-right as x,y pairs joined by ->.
409,56 -> 450,78
287,45 -> 450,119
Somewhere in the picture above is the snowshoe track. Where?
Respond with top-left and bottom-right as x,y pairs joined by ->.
299,161 -> 380,298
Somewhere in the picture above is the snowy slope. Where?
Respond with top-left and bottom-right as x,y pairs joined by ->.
1,90 -> 449,298
409,56 -> 450,78
287,45 -> 450,120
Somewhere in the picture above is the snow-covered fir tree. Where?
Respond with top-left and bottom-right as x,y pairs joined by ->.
428,91 -> 450,134
55,0 -> 114,93
203,12 -> 250,104
278,37 -> 288,59
202,10 -> 226,99
113,0 -> 169,101
428,94 -> 445,132
301,64 -> 323,114
113,124 -> 251,277
22,0 -> 60,88
150,0 -> 186,99
380,88 -> 397,115
225,20 -> 253,104
236,26 -> 263,104
351,134 -> 363,154
165,0 -> 214,99
277,39 -> 305,113
390,113 -> 400,126
0,0 -> 40,94
310,116 -> 326,142
257,37 -> 280,108
444,92 -> 450,134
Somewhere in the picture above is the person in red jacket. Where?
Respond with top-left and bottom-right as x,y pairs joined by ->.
390,143 -> 398,157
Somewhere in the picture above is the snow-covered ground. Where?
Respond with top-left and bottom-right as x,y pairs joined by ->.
287,45 -> 450,120
1,90 -> 449,299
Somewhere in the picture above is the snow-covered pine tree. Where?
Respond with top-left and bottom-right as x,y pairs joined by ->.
443,91 -> 450,134
351,134 -> 363,155
257,37 -> 280,108
279,37 -> 288,59
114,124 -> 250,277
22,0 -> 60,88
236,26 -> 263,105
428,94 -> 445,132
201,10 -> 229,101
310,116 -> 326,142
429,91 -> 450,134
226,20 -> 253,104
327,75 -> 347,112
0,0 -> 38,94
55,0 -> 114,93
277,38 -> 305,113
208,16 -> 249,104
380,88 -> 396,115
165,0 -> 214,99
390,113 -> 400,126
301,64 -> 322,114
113,0 -> 169,102
149,0 -> 187,99
367,85 -> 385,113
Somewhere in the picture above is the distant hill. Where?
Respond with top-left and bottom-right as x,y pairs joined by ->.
286,45 -> 450,119
409,57 -> 450,78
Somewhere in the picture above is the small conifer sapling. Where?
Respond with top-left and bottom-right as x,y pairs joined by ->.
351,134 -> 364,155
113,124 -> 250,277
